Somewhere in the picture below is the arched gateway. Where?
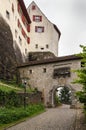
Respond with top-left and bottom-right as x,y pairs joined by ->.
18,55 -> 82,108
48,85 -> 77,108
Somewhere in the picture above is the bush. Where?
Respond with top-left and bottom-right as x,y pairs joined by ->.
0,90 -> 21,107
54,95 -> 61,106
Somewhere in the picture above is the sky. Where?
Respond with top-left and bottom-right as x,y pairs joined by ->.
24,0 -> 86,56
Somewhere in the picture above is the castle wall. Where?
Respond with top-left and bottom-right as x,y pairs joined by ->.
18,58 -> 82,106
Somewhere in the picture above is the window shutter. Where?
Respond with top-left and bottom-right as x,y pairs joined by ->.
42,27 -> 44,32
27,25 -> 30,32
35,26 -> 37,32
18,19 -> 20,27
12,3 -> 14,12
22,15 -> 25,23
27,37 -> 30,44
33,15 -> 35,21
22,28 -> 26,37
18,3 -> 20,12
40,16 -> 42,21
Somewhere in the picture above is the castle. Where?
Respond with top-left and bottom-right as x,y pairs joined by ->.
0,0 -> 60,62
0,0 -> 82,107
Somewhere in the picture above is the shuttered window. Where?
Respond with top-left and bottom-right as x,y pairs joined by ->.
35,26 -> 44,33
27,37 -> 30,44
27,25 -> 30,32
33,15 -> 42,22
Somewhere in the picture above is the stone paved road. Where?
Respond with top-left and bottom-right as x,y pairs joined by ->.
7,105 -> 77,130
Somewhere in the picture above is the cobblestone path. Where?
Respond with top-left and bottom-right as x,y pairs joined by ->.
7,105 -> 77,130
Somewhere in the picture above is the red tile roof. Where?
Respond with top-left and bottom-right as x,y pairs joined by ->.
18,0 -> 31,24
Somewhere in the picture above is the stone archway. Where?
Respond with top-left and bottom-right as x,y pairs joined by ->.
49,85 -> 77,108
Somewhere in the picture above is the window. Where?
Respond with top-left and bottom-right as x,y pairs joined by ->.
43,68 -> 46,73
6,10 -> 10,19
29,70 -> 32,74
19,36 -> 22,45
53,67 -> 70,78
32,5 -> 36,10
35,26 -> 44,33
46,44 -> 49,49
81,62 -> 85,67
15,29 -> 18,38
33,15 -> 42,22
35,44 -> 38,49
41,47 -> 44,50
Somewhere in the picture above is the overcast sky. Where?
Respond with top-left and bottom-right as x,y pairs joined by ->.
24,0 -> 86,56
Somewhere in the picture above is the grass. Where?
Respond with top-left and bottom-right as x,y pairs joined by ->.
0,81 -> 37,93
0,81 -> 22,92
0,104 -> 45,130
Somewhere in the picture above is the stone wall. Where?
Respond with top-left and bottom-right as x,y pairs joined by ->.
18,57 -> 82,107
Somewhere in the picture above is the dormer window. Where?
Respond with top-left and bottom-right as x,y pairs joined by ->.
33,15 -> 42,22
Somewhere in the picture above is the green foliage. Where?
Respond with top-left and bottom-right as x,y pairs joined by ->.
54,95 -> 61,106
0,90 -> 21,107
59,87 -> 71,104
0,104 -> 45,124
73,45 -> 86,109
76,91 -> 86,103
0,81 -> 22,92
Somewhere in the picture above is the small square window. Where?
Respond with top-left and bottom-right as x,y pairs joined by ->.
29,70 -> 32,74
41,47 -> 44,50
32,5 -> 36,10
43,68 -> 46,73
46,44 -> 49,49
35,26 -> 44,33
6,10 -> 10,19
35,44 -> 38,49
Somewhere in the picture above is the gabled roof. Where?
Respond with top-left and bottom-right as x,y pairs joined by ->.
18,0 -> 31,24
17,55 -> 81,68
27,1 -> 61,38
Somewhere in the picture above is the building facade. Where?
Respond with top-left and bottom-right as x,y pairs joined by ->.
18,55 -> 82,107
0,0 -> 61,62
0,0 -> 31,62
27,1 -> 61,57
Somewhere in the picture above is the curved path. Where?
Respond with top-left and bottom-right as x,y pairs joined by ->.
7,105 -> 77,130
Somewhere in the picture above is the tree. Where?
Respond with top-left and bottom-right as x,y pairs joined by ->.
73,45 -> 86,109
59,87 -> 71,104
